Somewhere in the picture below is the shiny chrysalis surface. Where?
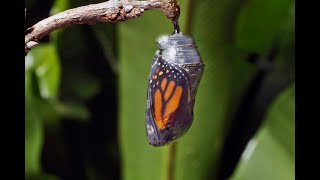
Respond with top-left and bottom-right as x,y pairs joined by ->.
145,32 -> 204,146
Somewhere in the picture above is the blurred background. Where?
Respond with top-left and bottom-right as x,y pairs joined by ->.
25,0 -> 295,179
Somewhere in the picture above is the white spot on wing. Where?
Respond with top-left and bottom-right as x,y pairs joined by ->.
147,124 -> 155,135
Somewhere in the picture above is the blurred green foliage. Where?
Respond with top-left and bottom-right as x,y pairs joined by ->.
25,0 -> 295,179
230,83 -> 295,180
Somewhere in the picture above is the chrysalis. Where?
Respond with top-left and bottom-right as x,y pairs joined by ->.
145,26 -> 204,146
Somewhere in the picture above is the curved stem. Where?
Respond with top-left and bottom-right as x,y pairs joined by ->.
25,0 -> 180,56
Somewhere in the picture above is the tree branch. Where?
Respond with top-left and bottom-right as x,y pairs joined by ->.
25,0 -> 180,56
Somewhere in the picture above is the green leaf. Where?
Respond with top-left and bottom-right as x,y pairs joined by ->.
229,83 -> 295,180
25,71 -> 44,177
25,75 -> 60,124
25,106 -> 43,176
27,44 -> 61,100
235,0 -> 294,54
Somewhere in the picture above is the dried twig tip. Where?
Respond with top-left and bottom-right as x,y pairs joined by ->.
26,41 -> 38,49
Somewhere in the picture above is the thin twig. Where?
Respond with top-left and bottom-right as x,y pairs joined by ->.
167,142 -> 176,180
25,0 -> 180,56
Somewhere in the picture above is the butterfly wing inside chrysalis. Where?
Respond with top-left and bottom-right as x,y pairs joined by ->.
146,32 -> 204,146
146,54 -> 193,146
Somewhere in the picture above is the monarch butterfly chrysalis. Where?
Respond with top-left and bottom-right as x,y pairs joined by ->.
145,30 -> 204,146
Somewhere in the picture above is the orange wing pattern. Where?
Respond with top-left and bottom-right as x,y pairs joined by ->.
153,78 -> 183,129
147,56 -> 191,131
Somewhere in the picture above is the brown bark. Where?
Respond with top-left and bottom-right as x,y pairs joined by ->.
25,0 -> 180,55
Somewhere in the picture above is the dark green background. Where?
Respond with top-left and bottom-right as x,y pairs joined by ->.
25,0 -> 295,179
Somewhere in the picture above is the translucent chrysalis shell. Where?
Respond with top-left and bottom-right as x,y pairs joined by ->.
145,32 -> 204,146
